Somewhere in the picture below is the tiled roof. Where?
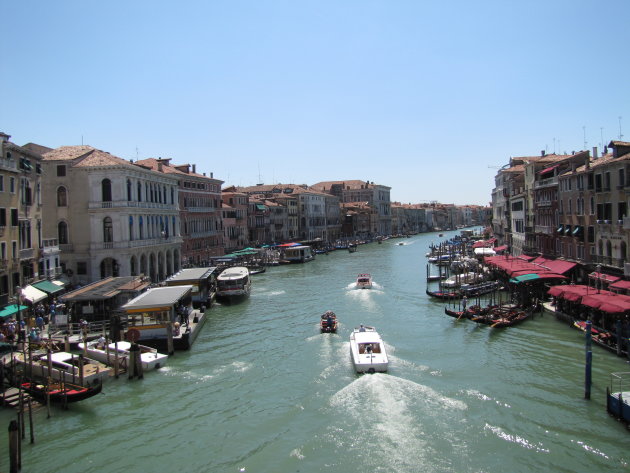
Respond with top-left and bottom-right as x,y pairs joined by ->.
136,158 -> 210,178
42,145 -> 95,161
312,180 -> 388,191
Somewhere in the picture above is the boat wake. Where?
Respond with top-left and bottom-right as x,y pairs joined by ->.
323,374 -> 468,472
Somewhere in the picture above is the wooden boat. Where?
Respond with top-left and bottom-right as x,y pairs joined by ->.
11,351 -> 111,386
426,288 -> 460,299
320,311 -> 338,333
350,326 -> 388,373
356,273 -> 373,289
573,321 -> 619,353
21,380 -> 102,404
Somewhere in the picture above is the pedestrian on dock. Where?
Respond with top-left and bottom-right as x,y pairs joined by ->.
36,314 -> 44,331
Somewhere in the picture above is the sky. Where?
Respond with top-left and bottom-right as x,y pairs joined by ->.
2,0 -> 629,206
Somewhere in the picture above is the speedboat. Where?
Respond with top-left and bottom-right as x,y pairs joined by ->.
350,326 -> 388,373
79,340 -> 168,370
320,310 -> 338,333
356,273 -> 373,289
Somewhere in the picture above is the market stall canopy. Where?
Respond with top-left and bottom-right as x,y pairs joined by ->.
530,257 -> 577,275
0,304 -> 29,319
588,272 -> 621,284
31,279 -> 65,295
547,284 -> 591,301
580,293 -> 630,313
21,285 -> 47,304
510,272 -> 567,283
610,280 -> 630,292
473,247 -> 496,256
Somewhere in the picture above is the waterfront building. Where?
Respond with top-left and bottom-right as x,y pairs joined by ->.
237,184 -> 336,242
263,199 -> 289,243
589,141 -> 630,275
248,197 -> 271,246
311,180 -> 392,236
340,202 -> 378,239
221,188 -> 249,252
40,146 -> 182,285
136,158 -> 224,266
0,133 -> 41,304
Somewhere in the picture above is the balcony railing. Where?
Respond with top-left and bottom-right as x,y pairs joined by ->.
89,201 -> 179,211
535,177 -> 558,188
19,248 -> 35,260
534,225 -> 553,234
90,236 -> 183,251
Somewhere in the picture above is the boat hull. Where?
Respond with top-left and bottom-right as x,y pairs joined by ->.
21,380 -> 102,404
350,328 -> 388,373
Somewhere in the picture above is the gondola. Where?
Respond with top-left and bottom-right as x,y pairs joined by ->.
21,380 -> 103,404
426,288 -> 460,299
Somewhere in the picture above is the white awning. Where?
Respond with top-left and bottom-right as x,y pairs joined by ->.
474,247 -> 496,256
21,285 -> 48,304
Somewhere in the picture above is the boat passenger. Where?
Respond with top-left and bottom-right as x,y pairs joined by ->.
359,324 -> 366,332
326,312 -> 335,328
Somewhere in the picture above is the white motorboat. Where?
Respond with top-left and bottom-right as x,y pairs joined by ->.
350,326 -> 388,373
12,351 -> 111,386
79,340 -> 168,370
216,266 -> 251,301
356,273 -> 373,289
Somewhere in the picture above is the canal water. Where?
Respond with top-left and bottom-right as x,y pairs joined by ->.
1,230 -> 629,473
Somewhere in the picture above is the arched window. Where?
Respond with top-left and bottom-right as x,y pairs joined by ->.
171,187 -> 175,204
58,221 -> 68,244
127,179 -> 132,201
57,186 -> 67,207
129,216 -> 134,241
145,183 -> 149,202
163,186 -> 167,204
103,217 -> 113,242
139,216 -> 144,239
102,179 -> 112,202
137,182 -> 142,201
172,216 -> 176,236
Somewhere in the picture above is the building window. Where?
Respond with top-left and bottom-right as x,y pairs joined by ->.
58,221 -> 68,244
10,177 -> 15,193
0,208 -> 5,227
137,182 -> 142,202
102,179 -> 112,202
103,217 -> 113,242
129,216 -> 134,241
11,208 -> 17,226
0,175 -> 3,192
139,216 -> 144,239
77,262 -> 87,275
57,186 -> 67,207
127,179 -> 132,201
56,165 -> 66,177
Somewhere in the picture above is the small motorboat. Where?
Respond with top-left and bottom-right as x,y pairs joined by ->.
350,326 -> 388,373
320,310 -> 338,333
79,340 -> 168,370
11,351 -> 111,386
21,380 -> 102,404
356,273 -> 373,289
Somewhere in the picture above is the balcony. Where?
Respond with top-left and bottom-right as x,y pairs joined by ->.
90,236 -> 183,251
88,201 -> 178,211
534,177 -> 558,189
534,225 -> 553,235
19,248 -> 35,260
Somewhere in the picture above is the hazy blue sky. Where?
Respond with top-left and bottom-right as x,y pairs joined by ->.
2,1 -> 628,205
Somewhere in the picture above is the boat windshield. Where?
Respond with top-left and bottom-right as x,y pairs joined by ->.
359,343 -> 381,354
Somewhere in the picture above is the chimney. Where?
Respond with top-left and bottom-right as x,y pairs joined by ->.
541,150 -> 546,156
192,164 -> 196,174
210,172 -> 213,178
158,162 -> 163,172
592,146 -> 598,159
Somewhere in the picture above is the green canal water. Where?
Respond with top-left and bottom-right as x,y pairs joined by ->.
1,230 -> 629,473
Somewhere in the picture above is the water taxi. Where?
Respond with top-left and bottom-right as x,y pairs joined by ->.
320,310 -> 338,333
216,266 -> 251,301
350,326 -> 388,373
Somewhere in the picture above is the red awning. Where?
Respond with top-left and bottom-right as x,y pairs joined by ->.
548,284 -> 591,301
588,272 -> 621,284
580,293 -> 630,313
494,245 -> 508,252
538,164 -> 559,175
517,255 -> 536,261
609,280 -> 630,291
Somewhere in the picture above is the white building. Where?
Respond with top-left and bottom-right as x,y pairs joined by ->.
41,146 -> 183,285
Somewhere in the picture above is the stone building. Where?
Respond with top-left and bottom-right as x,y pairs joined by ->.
40,146 -> 182,285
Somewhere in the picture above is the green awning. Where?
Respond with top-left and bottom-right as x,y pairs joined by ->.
32,280 -> 65,295
509,273 -> 540,283
255,204 -> 267,210
0,304 -> 29,319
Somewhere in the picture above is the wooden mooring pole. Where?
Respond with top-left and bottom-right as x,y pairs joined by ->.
585,320 -> 592,400
9,419 -> 19,473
